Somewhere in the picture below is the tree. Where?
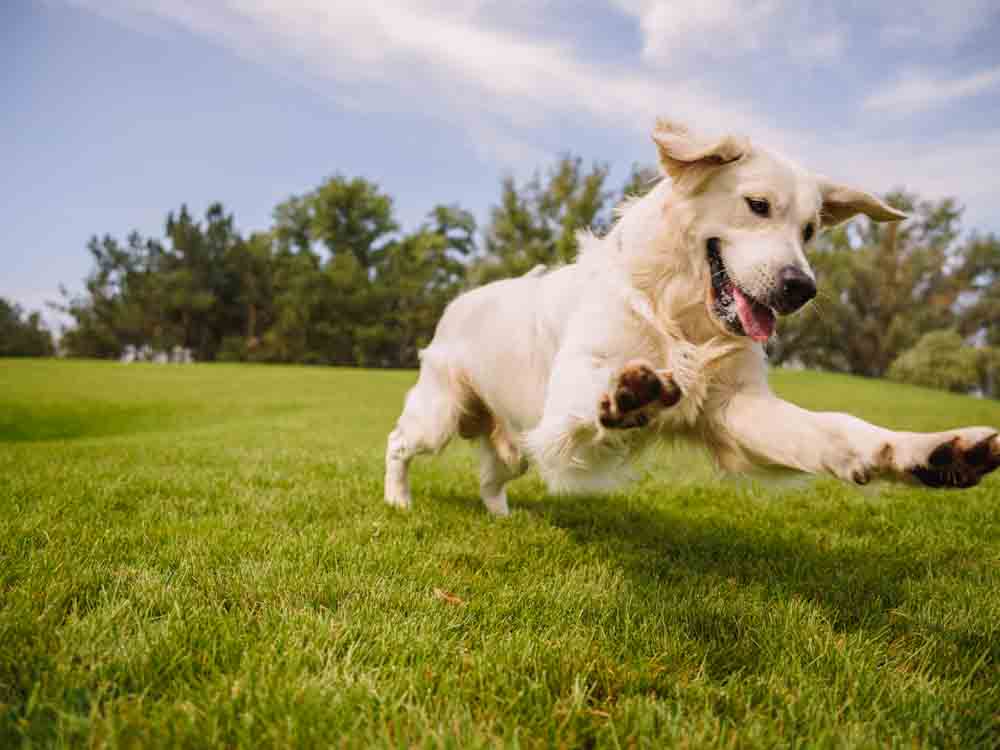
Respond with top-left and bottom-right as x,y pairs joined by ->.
618,163 -> 660,203
887,330 -> 982,393
60,204 -> 244,361
259,248 -> 349,364
273,175 -> 398,267
955,233 -> 1000,347
59,233 -> 157,358
217,231 -> 276,360
0,298 -> 55,357
266,177 -> 401,364
160,203 -> 241,361
361,205 -> 476,367
977,347 -> 1000,399
474,155 -> 611,283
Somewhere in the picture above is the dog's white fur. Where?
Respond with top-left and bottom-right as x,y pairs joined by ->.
385,120 -> 999,515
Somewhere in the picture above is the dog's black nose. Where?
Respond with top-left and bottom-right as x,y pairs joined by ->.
774,266 -> 816,314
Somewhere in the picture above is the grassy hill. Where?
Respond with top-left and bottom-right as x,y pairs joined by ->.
1,359 -> 998,748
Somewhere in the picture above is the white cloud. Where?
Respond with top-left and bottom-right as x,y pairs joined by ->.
62,0 -> 1000,233
880,0 -> 1000,47
67,0 -> 772,141
788,28 -> 844,63
464,121 -> 553,174
612,0 -> 783,62
864,66 -> 1000,116
614,0 -> 993,68
784,128 -> 1000,236
612,0 -> 847,66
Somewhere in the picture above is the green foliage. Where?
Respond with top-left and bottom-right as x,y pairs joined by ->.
273,175 -> 398,265
59,205 -> 243,361
770,192 -> 968,377
53,161 -> 1000,384
887,330 -> 983,393
618,162 -> 661,202
361,206 -> 474,367
473,155 -> 612,283
0,298 -> 54,357
60,181 -> 475,368
58,160 -> 631,368
978,347 -> 1000,399
2,360 -> 1000,747
955,233 -> 1000,347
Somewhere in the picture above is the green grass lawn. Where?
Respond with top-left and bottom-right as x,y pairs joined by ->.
1,359 -> 999,749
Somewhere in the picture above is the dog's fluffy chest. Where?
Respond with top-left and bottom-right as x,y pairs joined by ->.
620,281 -> 745,430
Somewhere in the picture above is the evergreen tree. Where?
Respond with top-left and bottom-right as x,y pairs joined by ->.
474,155 -> 611,283
0,299 -> 55,357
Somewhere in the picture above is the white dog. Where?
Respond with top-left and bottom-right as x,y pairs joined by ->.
385,119 -> 1000,515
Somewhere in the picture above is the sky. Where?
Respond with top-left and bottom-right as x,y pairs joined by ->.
4,0 -> 1000,329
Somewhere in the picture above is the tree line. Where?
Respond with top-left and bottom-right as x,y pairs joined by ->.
0,299 -> 55,358
52,157 -> 631,368
5,156 -> 999,395
770,192 -> 1000,395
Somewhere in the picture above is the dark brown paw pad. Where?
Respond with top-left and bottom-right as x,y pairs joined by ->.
852,469 -> 871,486
910,434 -> 1000,489
616,365 -> 663,411
599,363 -> 682,429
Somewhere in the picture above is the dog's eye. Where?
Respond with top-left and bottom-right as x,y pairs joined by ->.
745,197 -> 770,217
802,223 -> 815,243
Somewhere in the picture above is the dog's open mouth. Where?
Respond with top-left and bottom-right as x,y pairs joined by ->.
707,241 -> 776,343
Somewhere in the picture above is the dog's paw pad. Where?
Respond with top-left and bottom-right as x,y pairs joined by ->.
927,438 -> 958,467
910,433 -> 1000,489
966,434 -> 1000,469
616,364 -> 662,409
599,394 -> 616,428
600,361 -> 682,429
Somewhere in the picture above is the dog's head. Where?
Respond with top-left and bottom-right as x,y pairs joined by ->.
648,119 -> 906,343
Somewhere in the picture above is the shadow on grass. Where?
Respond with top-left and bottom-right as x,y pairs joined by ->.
525,493 -> 920,612
0,402 -> 304,442
0,403 -> 175,442
430,488 -> 997,684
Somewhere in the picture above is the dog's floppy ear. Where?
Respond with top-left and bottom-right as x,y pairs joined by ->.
819,180 -> 907,226
652,119 -> 748,186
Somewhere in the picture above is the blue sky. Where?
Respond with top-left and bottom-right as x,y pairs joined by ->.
5,0 -> 1000,328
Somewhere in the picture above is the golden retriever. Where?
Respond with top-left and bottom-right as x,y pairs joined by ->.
385,119 -> 1000,514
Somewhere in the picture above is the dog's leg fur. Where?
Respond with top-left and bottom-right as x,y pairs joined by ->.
384,352 -> 462,508
523,351 -> 614,492
714,390 -> 1000,488
525,352 -> 680,492
478,436 -> 526,516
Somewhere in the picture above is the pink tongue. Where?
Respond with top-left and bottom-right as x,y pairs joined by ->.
733,287 -> 775,343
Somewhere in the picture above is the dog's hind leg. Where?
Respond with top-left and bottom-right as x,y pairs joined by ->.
384,352 -> 463,509
478,434 -> 526,517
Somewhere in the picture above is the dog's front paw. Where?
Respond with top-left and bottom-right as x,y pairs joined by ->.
905,430 -> 1000,489
599,360 -> 682,429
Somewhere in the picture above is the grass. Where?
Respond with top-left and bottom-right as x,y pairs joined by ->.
1,358 -> 999,749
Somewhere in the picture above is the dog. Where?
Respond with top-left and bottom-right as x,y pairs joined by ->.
385,119 -> 1000,515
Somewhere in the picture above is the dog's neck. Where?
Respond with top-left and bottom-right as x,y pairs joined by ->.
611,181 -> 743,350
